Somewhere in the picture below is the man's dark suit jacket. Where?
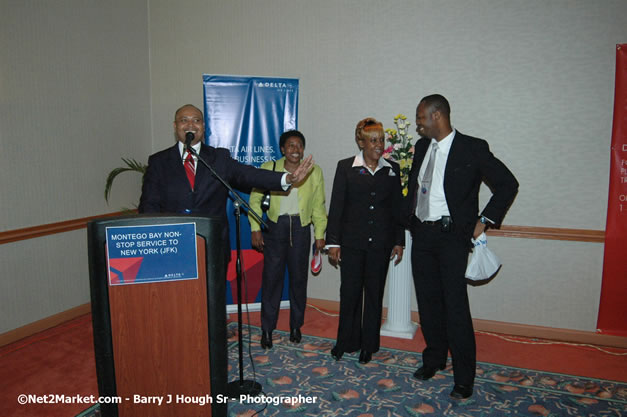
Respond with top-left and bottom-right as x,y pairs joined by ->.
138,143 -> 285,258
327,157 -> 405,251
404,131 -> 518,241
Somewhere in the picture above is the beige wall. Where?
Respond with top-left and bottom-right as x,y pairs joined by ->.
2,0 -> 625,333
0,0 -> 152,332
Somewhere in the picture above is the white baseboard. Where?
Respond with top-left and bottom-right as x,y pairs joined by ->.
226,300 -> 290,315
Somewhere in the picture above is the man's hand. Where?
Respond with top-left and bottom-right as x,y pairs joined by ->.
473,220 -> 487,239
390,245 -> 404,265
286,155 -> 314,184
251,231 -> 264,252
328,247 -> 341,267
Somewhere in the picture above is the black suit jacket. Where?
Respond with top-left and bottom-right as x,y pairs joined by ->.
404,131 -> 519,241
326,157 -> 405,251
138,143 -> 285,257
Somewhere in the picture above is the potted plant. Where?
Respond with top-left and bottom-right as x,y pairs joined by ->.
104,158 -> 147,209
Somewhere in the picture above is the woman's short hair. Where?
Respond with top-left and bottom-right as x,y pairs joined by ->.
355,117 -> 384,144
279,130 -> 306,149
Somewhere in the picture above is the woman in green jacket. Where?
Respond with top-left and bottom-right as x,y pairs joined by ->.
249,130 -> 327,349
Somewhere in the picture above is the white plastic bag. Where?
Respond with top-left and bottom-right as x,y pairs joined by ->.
465,232 -> 501,281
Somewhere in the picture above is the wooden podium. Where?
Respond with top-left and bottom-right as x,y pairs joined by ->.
88,215 -> 227,417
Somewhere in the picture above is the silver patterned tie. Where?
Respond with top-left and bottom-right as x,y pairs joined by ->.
416,143 -> 438,221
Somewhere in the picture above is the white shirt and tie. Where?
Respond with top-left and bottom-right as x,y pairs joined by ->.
178,141 -> 200,168
415,129 -> 494,225
416,130 -> 455,221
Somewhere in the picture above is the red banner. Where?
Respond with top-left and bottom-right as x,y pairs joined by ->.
597,44 -> 627,336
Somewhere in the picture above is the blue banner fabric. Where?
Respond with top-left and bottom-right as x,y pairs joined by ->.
202,75 -> 299,305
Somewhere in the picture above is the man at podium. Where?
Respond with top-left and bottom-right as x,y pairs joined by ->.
138,104 -> 313,260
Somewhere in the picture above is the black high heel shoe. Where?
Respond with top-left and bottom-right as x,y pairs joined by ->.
358,350 -> 372,364
330,345 -> 343,361
260,331 -> 273,349
289,328 -> 302,343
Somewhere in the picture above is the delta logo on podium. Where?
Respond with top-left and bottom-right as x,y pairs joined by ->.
105,223 -> 198,286
108,257 -> 143,285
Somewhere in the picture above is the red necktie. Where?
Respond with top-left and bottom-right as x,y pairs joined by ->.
184,152 -> 195,190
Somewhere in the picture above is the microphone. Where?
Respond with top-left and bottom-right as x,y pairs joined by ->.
185,132 -> 195,150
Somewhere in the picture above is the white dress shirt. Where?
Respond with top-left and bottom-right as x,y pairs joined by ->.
352,151 -> 393,175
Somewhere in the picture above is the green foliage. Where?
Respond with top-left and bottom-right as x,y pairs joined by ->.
104,158 -> 147,204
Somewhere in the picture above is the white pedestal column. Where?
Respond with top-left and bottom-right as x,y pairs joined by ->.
380,230 -> 418,339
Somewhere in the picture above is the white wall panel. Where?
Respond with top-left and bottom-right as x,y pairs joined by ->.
0,0 -> 152,229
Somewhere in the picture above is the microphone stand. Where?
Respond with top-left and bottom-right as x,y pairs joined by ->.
187,145 -> 265,398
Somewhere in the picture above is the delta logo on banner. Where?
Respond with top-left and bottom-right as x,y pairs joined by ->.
597,44 -> 627,336
203,75 -> 299,305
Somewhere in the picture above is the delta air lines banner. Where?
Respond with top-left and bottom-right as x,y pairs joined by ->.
203,75 -> 299,306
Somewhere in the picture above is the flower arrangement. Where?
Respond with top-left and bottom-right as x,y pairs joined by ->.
383,114 -> 415,196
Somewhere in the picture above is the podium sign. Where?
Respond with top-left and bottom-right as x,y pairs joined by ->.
88,215 -> 227,417
105,223 -> 198,285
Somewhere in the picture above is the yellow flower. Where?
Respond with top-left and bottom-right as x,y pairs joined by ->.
402,187 -> 408,197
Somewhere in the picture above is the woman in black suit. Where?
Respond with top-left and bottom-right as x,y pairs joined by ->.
326,117 -> 404,364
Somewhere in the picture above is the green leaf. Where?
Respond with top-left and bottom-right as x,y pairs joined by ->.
104,158 -> 147,203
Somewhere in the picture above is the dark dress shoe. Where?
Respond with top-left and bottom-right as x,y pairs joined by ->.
358,350 -> 372,364
330,345 -> 343,361
260,331 -> 273,349
450,384 -> 473,399
413,364 -> 445,380
289,328 -> 302,343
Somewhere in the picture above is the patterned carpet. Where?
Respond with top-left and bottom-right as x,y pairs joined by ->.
79,323 -> 627,416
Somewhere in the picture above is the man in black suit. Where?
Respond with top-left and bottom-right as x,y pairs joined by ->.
405,95 -> 518,399
138,104 -> 313,259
